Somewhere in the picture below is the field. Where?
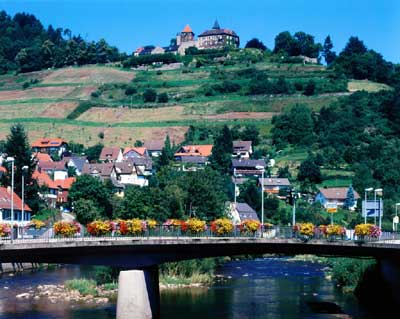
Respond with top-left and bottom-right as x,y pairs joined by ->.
0,60 -> 389,146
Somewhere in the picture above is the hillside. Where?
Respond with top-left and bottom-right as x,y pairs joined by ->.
0,61 -> 391,146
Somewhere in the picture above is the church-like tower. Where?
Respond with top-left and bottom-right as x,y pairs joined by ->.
177,24 -> 194,45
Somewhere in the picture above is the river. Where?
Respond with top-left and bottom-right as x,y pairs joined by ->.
0,258 -> 369,318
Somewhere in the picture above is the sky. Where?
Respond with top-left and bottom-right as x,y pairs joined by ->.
1,0 -> 399,63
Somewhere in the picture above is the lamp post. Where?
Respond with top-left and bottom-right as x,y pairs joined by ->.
233,168 -> 237,205
256,165 -> 265,230
21,166 -> 28,226
374,188 -> 383,227
364,188 -> 373,224
6,157 -> 15,242
395,203 -> 400,232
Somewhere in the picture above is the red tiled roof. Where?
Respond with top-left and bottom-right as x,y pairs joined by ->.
32,169 -> 54,188
319,187 -> 360,200
175,145 -> 213,157
0,167 -> 7,173
38,161 -> 66,171
182,24 -> 193,33
53,177 -> 76,190
33,152 -> 52,162
0,187 -> 31,212
31,138 -> 65,148
99,147 -> 121,161
123,147 -> 147,157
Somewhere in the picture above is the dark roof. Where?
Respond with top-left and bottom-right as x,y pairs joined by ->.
126,157 -> 153,171
82,163 -> 114,177
213,19 -> 221,30
144,140 -> 165,151
115,162 -> 135,174
199,27 -> 238,38
258,178 -> 291,187
232,159 -> 266,169
180,156 -> 208,164
233,140 -> 252,152
163,45 -> 179,53
67,156 -> 88,172
235,203 -> 259,222
99,147 -> 121,161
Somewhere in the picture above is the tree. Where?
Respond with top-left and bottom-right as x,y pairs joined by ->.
297,157 -> 322,184
157,92 -> 169,103
322,36 -> 337,66
85,143 -> 103,162
341,36 -> 367,56
158,135 -> 174,167
210,125 -> 233,174
278,166 -> 291,178
303,80 -> 316,96
73,198 -> 102,225
240,125 -> 260,146
274,31 -> 294,55
3,124 -> 42,211
69,175 -> 111,217
143,89 -> 157,102
344,185 -> 356,209
134,140 -> 143,147
245,38 -> 267,51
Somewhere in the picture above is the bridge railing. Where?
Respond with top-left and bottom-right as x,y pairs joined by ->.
2,225 -> 400,244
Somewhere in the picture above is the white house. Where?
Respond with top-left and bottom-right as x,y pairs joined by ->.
0,187 -> 32,227
115,162 -> 148,187
232,141 -> 252,159
229,202 -> 259,225
315,187 -> 360,210
99,147 -> 123,163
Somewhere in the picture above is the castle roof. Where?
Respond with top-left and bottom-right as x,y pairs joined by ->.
182,24 -> 193,33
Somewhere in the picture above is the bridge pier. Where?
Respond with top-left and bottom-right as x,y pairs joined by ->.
116,266 -> 160,319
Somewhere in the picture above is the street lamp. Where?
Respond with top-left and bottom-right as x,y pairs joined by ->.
364,188 -> 373,224
21,166 -> 28,225
394,203 -> 400,232
233,168 -> 237,205
256,165 -> 265,230
6,157 -> 14,242
374,188 -> 383,227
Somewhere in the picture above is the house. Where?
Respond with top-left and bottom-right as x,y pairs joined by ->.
198,20 -> 240,49
32,170 -> 76,209
174,144 -> 213,160
151,46 -> 165,55
176,24 -> 198,55
177,156 -> 209,172
0,186 -> 32,227
315,187 -> 360,210
123,147 -> 149,159
65,156 -> 88,176
37,161 -> 68,180
258,178 -> 291,194
127,157 -> 153,176
115,161 -> 148,187
229,202 -> 259,225
82,163 -> 117,181
144,140 -> 164,157
232,159 -> 266,176
31,138 -> 68,157
99,147 -> 123,163
233,141 -> 252,159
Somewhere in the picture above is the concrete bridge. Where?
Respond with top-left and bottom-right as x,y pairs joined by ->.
1,234 -> 400,319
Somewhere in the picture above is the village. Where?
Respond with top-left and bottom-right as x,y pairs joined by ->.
0,133 -> 358,234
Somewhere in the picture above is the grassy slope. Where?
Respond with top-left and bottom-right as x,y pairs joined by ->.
0,62 -> 389,146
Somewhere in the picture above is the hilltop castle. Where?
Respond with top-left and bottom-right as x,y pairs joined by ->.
135,20 -> 240,56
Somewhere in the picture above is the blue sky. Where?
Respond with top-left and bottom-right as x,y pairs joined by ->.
1,0 -> 399,63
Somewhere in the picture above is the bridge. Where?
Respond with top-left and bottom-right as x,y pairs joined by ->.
1,229 -> 400,319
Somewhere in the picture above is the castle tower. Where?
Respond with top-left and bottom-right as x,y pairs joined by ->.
179,24 -> 194,44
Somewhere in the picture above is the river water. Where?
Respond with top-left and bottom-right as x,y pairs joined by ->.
0,258 -> 369,319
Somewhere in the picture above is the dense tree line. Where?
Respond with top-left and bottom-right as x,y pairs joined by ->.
272,89 -> 400,203
0,11 -> 122,73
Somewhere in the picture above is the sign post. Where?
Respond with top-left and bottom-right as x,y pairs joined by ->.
326,203 -> 338,225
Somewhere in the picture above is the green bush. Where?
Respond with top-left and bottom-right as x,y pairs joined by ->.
125,86 -> 137,96
91,90 -> 101,98
65,279 -> 97,296
143,89 -> 157,102
157,92 -> 169,103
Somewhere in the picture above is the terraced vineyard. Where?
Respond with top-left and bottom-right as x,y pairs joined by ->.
0,62 -> 390,146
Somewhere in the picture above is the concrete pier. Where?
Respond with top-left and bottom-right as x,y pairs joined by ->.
116,267 -> 160,319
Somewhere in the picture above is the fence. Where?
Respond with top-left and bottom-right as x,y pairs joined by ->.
2,225 -> 399,245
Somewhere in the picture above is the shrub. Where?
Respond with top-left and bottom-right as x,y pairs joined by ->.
157,92 -> 169,103
0,223 -> 11,237
183,218 -> 206,234
67,101 -> 93,120
26,219 -> 46,230
239,220 -> 261,234
143,89 -> 157,102
22,82 -> 30,89
65,279 -> 97,296
86,220 -> 115,236
303,80 -> 316,96
125,86 -> 137,95
91,90 -> 100,98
